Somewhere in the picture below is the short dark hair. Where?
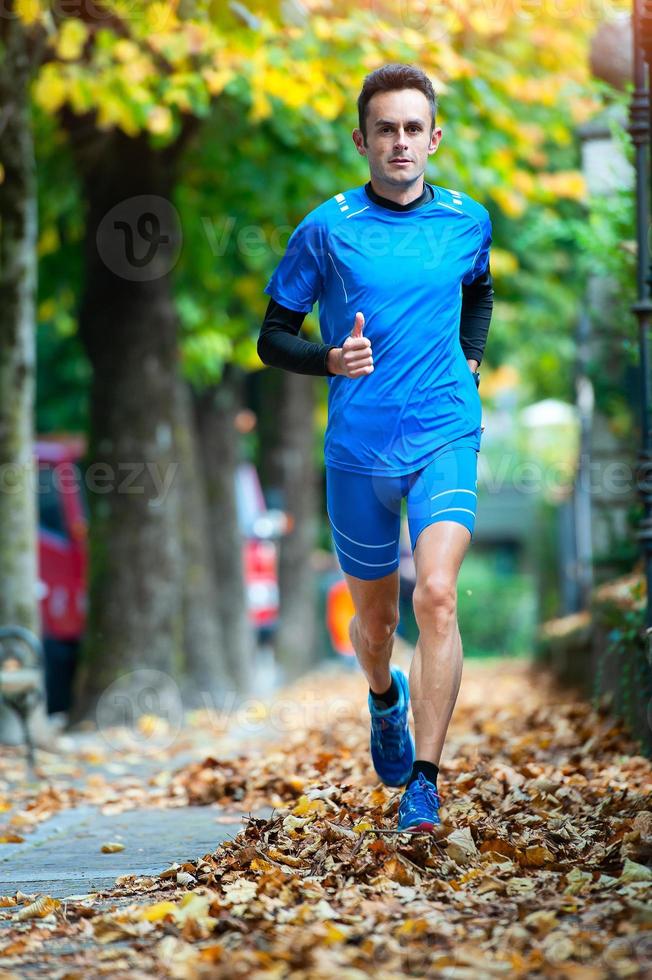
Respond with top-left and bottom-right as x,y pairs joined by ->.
357,64 -> 437,142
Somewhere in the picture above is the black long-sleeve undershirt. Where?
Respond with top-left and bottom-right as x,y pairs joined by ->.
257,298 -> 339,376
257,182 -> 494,377
459,264 -> 494,366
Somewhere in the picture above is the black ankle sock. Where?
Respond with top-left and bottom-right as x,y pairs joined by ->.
369,675 -> 399,710
408,760 -> 439,788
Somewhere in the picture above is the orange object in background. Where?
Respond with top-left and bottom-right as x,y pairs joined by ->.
326,578 -> 355,655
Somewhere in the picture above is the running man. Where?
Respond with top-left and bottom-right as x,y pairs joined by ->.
257,63 -> 493,831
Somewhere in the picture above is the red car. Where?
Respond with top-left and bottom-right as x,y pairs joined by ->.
36,437 -> 285,712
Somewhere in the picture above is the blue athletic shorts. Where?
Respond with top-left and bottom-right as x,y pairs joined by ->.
326,442 -> 479,581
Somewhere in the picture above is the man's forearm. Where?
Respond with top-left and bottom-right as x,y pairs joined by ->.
258,297 -> 337,376
460,266 -> 494,367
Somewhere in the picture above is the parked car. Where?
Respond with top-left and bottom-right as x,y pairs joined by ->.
36,437 -> 287,713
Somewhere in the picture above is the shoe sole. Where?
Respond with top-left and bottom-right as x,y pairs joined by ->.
399,821 -> 439,833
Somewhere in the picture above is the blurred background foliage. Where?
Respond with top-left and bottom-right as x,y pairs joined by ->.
30,0 -> 630,435
6,0 -> 640,694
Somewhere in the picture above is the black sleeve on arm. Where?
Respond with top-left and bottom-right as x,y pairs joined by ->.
257,298 -> 338,377
460,264 -> 494,366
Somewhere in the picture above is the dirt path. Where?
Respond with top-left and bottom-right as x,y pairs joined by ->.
0,658 -> 650,979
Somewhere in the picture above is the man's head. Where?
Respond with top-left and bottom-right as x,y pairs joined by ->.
353,64 -> 442,194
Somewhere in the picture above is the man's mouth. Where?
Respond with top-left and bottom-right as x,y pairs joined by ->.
390,158 -> 412,164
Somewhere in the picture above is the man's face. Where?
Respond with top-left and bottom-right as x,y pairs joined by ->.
352,88 -> 441,190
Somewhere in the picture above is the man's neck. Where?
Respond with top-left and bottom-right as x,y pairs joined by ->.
368,176 -> 425,207
364,179 -> 432,213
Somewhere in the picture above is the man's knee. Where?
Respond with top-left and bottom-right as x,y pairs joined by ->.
413,574 -> 457,626
356,607 -> 399,648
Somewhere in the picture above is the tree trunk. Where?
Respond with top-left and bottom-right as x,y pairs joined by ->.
68,129 -> 185,723
0,18 -> 49,744
0,17 -> 38,636
174,376 -> 227,705
258,370 -> 319,679
194,368 -> 255,694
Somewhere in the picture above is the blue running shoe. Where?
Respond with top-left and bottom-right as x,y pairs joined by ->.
368,667 -> 414,787
397,772 -> 441,832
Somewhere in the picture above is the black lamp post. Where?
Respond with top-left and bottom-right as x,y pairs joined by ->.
631,0 -> 652,637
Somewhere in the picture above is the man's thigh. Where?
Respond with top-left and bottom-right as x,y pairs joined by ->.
406,445 -> 478,585
411,521 -> 471,589
326,464 -> 403,621
325,465 -> 403,581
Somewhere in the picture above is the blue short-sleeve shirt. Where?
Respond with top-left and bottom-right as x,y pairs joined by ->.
264,183 -> 492,477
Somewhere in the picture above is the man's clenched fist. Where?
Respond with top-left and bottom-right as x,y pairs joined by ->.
326,312 -> 374,378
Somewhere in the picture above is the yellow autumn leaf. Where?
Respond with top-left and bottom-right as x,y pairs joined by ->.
395,917 -> 430,937
266,847 -> 304,868
367,787 -> 388,806
33,64 -> 68,114
56,19 -> 89,61
0,833 -> 25,844
491,186 -> 526,219
353,820 -> 374,833
250,857 -> 274,873
146,1 -> 178,32
15,0 -> 42,26
522,844 -> 555,867
322,922 -> 347,943
113,40 -> 141,63
16,896 -> 61,920
174,892 -> 216,927
539,171 -> 586,201
147,106 -> 174,136
489,247 -> 519,277
313,91 -> 344,121
202,68 -> 235,97
249,87 -> 272,123
291,796 -> 326,818
140,900 -> 177,922
101,841 -> 125,853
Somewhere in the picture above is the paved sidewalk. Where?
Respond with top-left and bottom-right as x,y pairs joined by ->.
0,657 -> 366,907
0,803 -> 249,902
0,679 -> 285,905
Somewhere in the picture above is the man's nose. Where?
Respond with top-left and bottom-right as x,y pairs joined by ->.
394,130 -> 408,147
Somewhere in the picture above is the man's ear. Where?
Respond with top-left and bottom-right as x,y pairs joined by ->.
352,128 -> 367,156
428,126 -> 442,155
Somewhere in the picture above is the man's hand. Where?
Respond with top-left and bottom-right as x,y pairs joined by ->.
326,312 -> 374,378
466,358 -> 479,372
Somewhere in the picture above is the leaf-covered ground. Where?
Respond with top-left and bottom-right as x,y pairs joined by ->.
0,658 -> 651,979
